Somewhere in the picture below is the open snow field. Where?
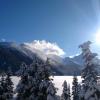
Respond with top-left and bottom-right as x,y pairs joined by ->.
11,76 -> 82,96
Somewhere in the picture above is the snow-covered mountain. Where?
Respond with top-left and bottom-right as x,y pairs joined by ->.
0,42 -> 84,75
64,55 -> 84,68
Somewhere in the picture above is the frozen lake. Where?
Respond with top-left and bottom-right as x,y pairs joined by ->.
53,76 -> 82,96
11,76 -> 82,96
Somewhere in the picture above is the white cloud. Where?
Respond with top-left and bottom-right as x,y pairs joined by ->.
24,40 -> 65,57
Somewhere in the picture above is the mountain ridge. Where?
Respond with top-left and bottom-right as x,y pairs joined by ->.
0,41 -> 84,75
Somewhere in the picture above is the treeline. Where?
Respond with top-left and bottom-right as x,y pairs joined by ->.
0,41 -> 100,100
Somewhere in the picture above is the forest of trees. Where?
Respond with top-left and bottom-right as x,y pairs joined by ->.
0,41 -> 100,100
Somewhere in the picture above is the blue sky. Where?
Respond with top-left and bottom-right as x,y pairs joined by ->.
0,0 -> 100,56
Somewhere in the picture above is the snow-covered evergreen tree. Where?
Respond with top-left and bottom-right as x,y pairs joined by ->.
16,61 -> 40,100
0,73 -> 6,100
4,67 -> 14,100
72,75 -> 79,100
16,57 -> 56,100
38,58 -> 53,100
39,58 -> 51,80
61,80 -> 70,100
77,84 -> 84,100
16,63 -> 30,100
47,82 -> 57,100
79,41 -> 100,100
67,85 -> 70,100
0,70 -> 13,100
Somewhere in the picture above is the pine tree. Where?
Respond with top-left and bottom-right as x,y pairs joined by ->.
72,75 -> 79,100
16,63 -> 30,100
24,57 -> 56,100
47,82 -> 57,100
34,58 -> 57,100
38,58 -> 53,100
79,41 -> 100,100
61,80 -> 70,100
0,73 -> 6,100
4,67 -> 14,100
39,58 -> 51,80
0,70 -> 13,100
78,84 -> 84,100
67,85 -> 70,100
16,57 -> 57,100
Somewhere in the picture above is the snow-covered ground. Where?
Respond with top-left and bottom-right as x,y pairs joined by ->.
11,76 -> 82,96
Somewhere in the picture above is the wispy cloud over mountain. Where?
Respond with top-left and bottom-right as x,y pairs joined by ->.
24,40 -> 65,57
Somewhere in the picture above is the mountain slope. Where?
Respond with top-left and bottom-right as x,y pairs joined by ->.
0,42 -> 33,72
0,42 -> 83,75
